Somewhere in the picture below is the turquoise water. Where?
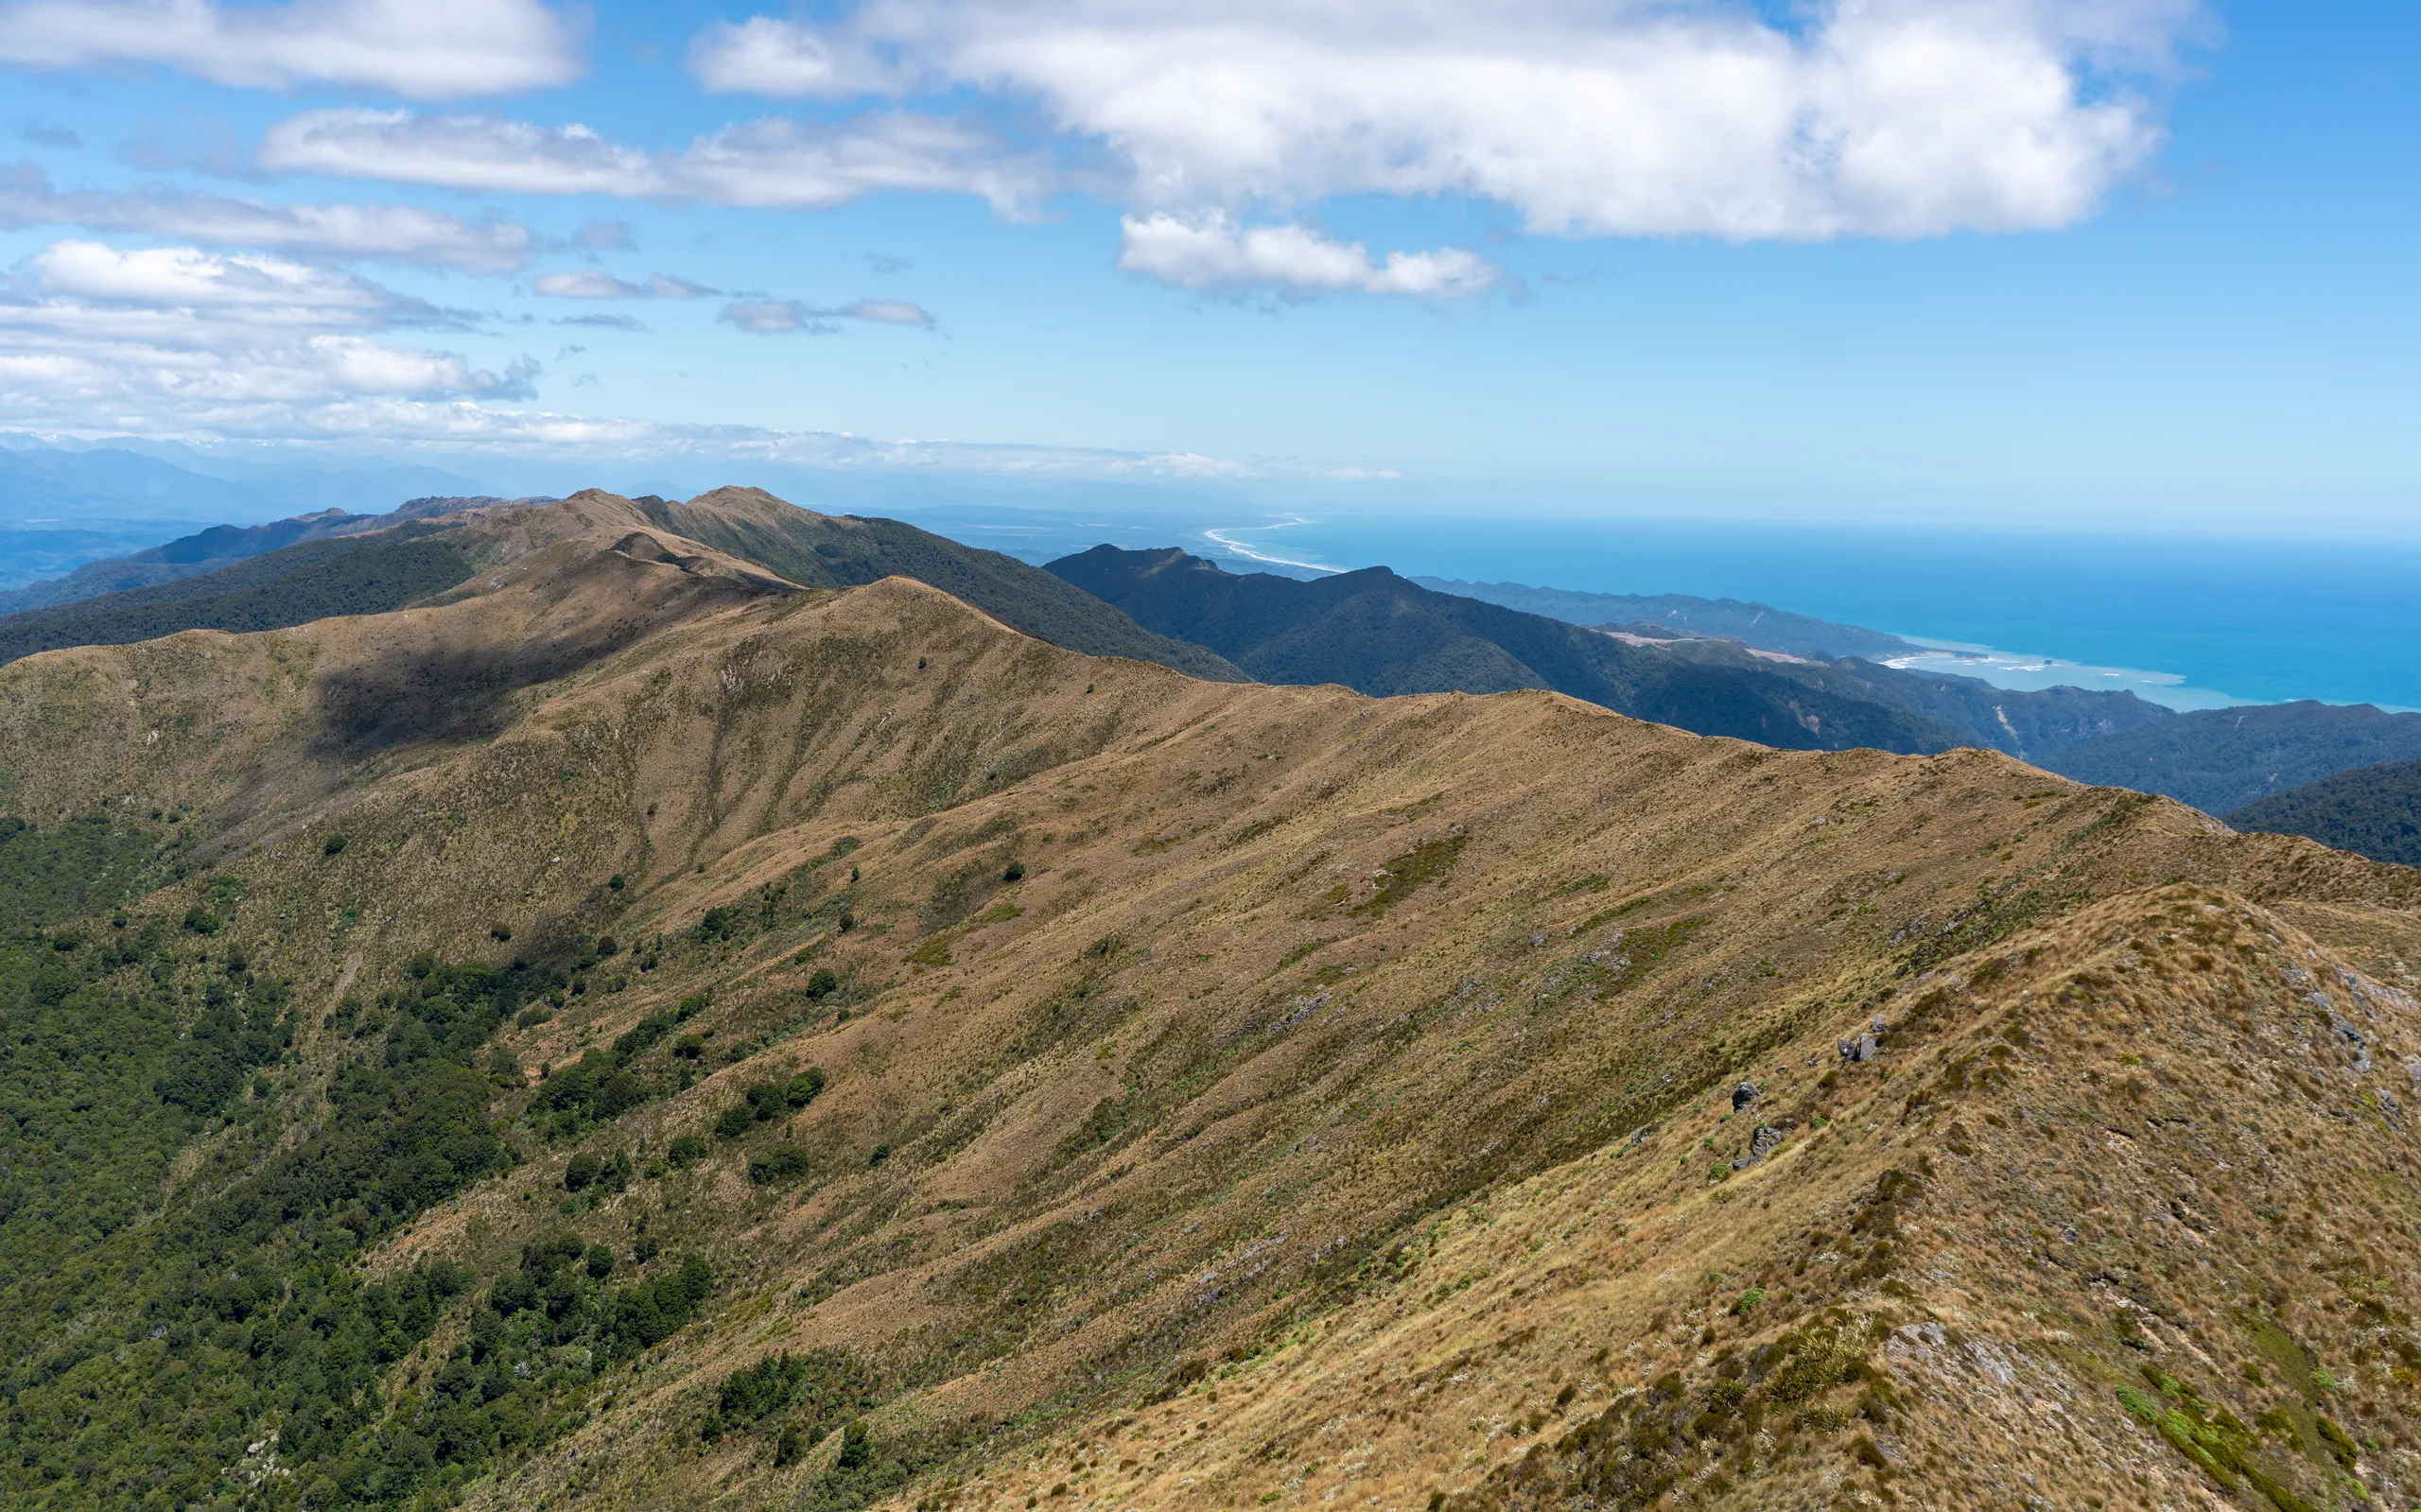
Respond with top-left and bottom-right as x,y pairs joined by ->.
1195,515 -> 2421,712
903,504 -> 2421,712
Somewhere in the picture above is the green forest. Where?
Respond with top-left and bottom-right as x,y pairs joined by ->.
0,815 -> 716,1512
0,807 -> 956,1512
2228,756 -> 2421,867
0,534 -> 475,669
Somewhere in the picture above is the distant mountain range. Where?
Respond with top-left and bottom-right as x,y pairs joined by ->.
6,496 -> 2419,873
0,495 -> 549,615
0,438 -> 488,521
0,441 -> 496,593
1048,546 -> 2161,758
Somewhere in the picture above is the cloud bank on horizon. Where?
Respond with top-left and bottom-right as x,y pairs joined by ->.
0,0 -> 2209,469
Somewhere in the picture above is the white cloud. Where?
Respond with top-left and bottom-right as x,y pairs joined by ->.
259,111 -> 650,196
258,107 -> 1050,215
531,270 -> 717,299
29,238 -> 450,323
717,295 -> 934,334
687,14 -> 904,99
0,237 -> 535,431
0,0 -> 582,99
836,297 -> 931,326
1117,213 -> 1499,299
688,0 -> 2196,248
0,164 -> 536,272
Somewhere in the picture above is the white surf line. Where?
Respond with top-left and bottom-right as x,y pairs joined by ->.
1200,517 -> 1346,574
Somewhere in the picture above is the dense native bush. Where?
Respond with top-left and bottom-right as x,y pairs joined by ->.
0,845 -> 714,1512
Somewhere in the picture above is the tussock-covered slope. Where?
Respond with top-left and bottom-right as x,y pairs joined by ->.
0,522 -> 2416,1512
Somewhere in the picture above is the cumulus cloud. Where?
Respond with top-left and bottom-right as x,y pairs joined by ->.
27,238 -> 464,325
688,0 -> 2196,251
531,270 -> 717,300
717,295 -> 934,334
0,236 -> 534,434
0,0 -> 583,99
0,163 -> 537,272
258,107 -> 1050,215
1118,213 -> 1499,299
687,14 -> 905,98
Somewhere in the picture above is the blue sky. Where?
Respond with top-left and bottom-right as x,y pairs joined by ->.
0,0 -> 2412,531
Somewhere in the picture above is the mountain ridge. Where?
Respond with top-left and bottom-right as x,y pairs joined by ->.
1047,545 -> 2174,761
0,489 -> 1243,686
2,501 -> 2418,1512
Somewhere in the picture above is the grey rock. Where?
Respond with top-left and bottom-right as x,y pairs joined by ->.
2329,1017 -> 2373,1074
1732,1081 -> 1759,1112
1839,1032 -> 1879,1064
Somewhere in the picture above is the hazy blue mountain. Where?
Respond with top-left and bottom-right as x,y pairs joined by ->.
1412,577 -> 1925,660
0,497 -> 539,615
0,445 -> 274,526
8,435 -> 492,515
0,510 -> 372,613
0,443 -> 504,592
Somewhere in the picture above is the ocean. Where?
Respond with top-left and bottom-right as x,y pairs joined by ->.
900,504 -> 2421,713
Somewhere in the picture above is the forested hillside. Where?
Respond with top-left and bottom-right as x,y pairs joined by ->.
2038,699 -> 2421,813
2227,756 -> 2421,866
0,530 -> 476,668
